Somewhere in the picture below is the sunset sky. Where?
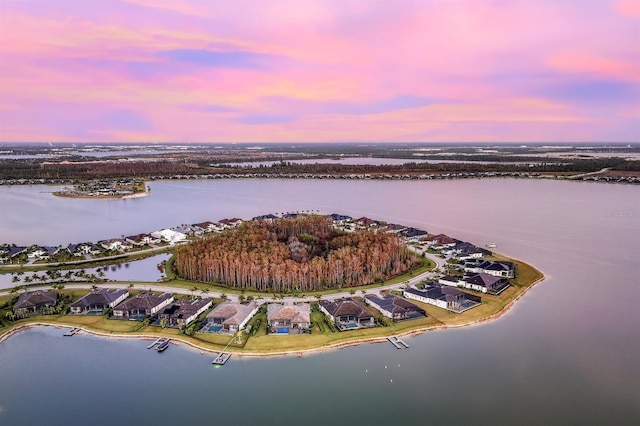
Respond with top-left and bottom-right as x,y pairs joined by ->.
0,0 -> 638,143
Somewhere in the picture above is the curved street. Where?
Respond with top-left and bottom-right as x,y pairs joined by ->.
0,252 -> 445,303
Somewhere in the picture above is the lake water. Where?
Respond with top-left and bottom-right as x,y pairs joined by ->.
1,179 -> 639,425
0,253 -> 170,290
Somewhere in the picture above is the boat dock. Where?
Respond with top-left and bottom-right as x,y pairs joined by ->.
388,336 -> 409,349
387,336 -> 402,349
212,353 -> 232,365
63,327 -> 81,337
396,337 -> 409,348
156,339 -> 171,352
147,337 -> 167,349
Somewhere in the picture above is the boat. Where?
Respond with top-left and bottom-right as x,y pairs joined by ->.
485,242 -> 497,248
156,339 -> 170,352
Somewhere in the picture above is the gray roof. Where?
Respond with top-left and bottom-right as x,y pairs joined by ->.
14,290 -> 58,310
114,292 -> 173,312
70,288 -> 129,309
319,298 -> 373,320
364,294 -> 425,316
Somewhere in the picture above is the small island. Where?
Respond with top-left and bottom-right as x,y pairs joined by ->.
53,179 -> 148,199
0,213 -> 544,359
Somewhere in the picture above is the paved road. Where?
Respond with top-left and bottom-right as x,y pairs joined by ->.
0,252 -> 444,303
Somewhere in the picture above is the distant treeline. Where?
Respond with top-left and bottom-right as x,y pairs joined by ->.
174,216 -> 418,292
0,156 -> 637,180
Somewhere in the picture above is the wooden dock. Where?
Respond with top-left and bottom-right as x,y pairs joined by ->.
212,353 -> 231,365
63,327 -> 80,337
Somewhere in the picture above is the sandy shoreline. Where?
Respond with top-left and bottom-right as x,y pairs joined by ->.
0,272 -> 545,359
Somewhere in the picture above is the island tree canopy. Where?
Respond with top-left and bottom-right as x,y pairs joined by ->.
174,215 -> 418,292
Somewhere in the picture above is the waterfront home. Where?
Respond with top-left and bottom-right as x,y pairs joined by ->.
427,234 -> 456,249
384,223 -> 407,233
459,273 -> 511,295
355,216 -> 377,228
329,213 -> 351,224
451,242 -> 489,260
150,229 -> 187,244
67,242 -> 101,257
69,288 -> 130,314
125,233 -> 159,246
111,292 -> 174,320
27,246 -> 59,260
252,213 -> 278,221
404,284 -> 481,313
201,301 -> 259,334
398,227 -> 429,241
438,276 -> 462,287
4,246 -> 27,260
158,298 -> 213,328
218,218 -> 243,228
191,221 -> 222,234
267,303 -> 311,334
13,290 -> 58,314
464,260 -> 515,278
364,294 -> 426,321
319,298 -> 376,331
99,238 -> 130,252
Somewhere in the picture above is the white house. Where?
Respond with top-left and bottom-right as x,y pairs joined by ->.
150,229 -> 187,244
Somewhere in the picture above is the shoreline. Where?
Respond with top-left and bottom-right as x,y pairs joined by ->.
0,271 -> 546,358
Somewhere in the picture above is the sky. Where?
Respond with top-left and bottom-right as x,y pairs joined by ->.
0,0 -> 638,143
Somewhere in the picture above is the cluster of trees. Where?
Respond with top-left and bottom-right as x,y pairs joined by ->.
174,216 -> 419,292
2,154 -> 638,181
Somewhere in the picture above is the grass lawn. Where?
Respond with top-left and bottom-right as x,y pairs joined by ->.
1,252 -> 544,354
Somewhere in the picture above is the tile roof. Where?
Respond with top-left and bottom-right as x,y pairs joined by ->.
319,298 -> 373,320
71,288 -> 129,309
267,304 -> 310,323
206,301 -> 257,326
14,290 -> 58,310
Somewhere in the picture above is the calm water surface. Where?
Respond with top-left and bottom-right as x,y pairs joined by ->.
1,179 -> 639,425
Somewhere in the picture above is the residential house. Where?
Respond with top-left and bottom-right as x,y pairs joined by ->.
438,276 -> 462,287
464,260 -> 515,278
329,213 -> 351,224
158,298 -> 213,328
202,301 -> 259,334
267,303 -> 311,334
70,288 -> 130,314
252,214 -> 278,221
427,234 -> 457,249
364,294 -> 426,321
150,229 -> 187,244
112,292 -> 174,320
99,238 -> 130,252
7,246 -> 28,259
13,290 -> 58,314
27,246 -> 59,260
318,298 -> 376,331
191,221 -> 222,234
125,233 -> 159,246
459,273 -> 511,295
384,223 -> 407,233
355,216 -> 377,228
451,242 -> 488,260
67,242 -> 101,257
404,284 -> 481,313
398,227 -> 429,241
218,218 -> 243,228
